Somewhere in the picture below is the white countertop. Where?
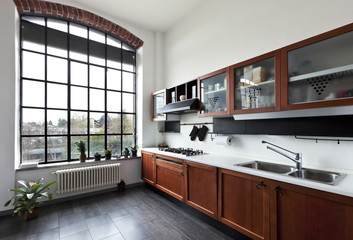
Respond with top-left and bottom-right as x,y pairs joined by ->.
142,147 -> 353,198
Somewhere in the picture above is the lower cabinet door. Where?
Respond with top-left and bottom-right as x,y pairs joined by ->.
155,156 -> 185,201
141,151 -> 155,185
218,168 -> 269,240
269,181 -> 353,240
185,161 -> 217,218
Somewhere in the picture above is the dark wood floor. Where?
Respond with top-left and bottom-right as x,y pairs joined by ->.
0,186 -> 247,240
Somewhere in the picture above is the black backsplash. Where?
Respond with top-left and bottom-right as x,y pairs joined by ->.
213,115 -> 353,137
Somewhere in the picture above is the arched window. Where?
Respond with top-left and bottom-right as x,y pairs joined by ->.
20,15 -> 137,164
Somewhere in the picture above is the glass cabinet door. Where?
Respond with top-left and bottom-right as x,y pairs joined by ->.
199,69 -> 228,116
234,57 -> 276,110
152,90 -> 166,121
286,28 -> 353,107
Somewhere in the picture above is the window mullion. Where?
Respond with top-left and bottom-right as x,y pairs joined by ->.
87,25 -> 90,159
44,17 -> 48,164
67,20 -> 71,162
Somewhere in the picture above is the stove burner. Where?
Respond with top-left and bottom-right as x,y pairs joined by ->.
159,147 -> 204,156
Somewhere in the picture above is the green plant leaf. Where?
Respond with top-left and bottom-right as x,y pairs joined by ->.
9,188 -> 27,194
17,180 -> 29,189
37,181 -> 56,193
4,199 -> 12,207
27,193 -> 34,199
36,178 -> 43,184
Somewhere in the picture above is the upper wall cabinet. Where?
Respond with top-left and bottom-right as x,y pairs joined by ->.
152,89 -> 167,121
230,51 -> 281,114
281,23 -> 353,110
198,68 -> 230,117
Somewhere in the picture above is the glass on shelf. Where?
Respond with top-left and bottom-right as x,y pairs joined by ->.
234,57 -> 275,110
288,30 -> 353,104
200,72 -> 227,114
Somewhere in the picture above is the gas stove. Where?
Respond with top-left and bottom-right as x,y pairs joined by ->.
159,147 -> 205,156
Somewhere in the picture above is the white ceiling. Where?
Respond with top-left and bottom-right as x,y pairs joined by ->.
70,0 -> 203,32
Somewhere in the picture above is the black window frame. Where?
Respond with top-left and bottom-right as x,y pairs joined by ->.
19,15 -> 137,164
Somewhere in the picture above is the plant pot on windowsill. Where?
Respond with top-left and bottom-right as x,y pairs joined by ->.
27,207 -> 38,220
131,150 -> 137,157
94,153 -> 102,161
104,149 -> 112,160
79,154 -> 87,162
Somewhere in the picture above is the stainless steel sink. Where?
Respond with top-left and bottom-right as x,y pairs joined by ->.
236,161 -> 346,185
236,161 -> 296,174
288,169 -> 346,185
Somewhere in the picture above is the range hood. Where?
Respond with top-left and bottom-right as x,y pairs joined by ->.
233,105 -> 353,120
160,98 -> 199,114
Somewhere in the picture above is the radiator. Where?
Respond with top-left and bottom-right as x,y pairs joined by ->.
52,163 -> 120,194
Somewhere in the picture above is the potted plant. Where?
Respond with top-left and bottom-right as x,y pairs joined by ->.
131,145 -> 138,157
75,140 -> 87,162
104,149 -> 112,160
94,152 -> 102,161
4,178 -> 56,220
123,148 -> 130,158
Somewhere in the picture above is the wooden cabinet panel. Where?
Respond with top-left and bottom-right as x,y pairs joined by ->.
185,161 -> 217,218
141,151 -> 155,185
270,181 -> 353,240
155,155 -> 185,201
218,168 -> 269,240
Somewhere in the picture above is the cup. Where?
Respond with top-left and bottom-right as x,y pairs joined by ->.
214,83 -> 221,90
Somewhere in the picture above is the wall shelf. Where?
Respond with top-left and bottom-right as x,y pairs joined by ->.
238,79 -> 275,89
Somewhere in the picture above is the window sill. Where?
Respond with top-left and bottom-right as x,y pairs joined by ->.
16,156 -> 141,172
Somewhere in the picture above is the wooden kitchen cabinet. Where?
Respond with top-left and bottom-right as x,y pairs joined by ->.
198,68 -> 230,117
281,23 -> 353,111
230,50 -> 281,115
218,168 -> 269,240
269,180 -> 353,240
155,155 -> 185,201
141,151 -> 156,185
185,161 -> 217,219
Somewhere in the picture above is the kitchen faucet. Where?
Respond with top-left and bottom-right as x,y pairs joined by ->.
262,141 -> 302,170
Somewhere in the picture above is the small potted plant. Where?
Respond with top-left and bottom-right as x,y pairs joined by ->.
131,145 -> 138,157
104,149 -> 112,160
75,140 -> 87,162
4,178 -> 56,220
94,152 -> 102,161
123,148 -> 130,158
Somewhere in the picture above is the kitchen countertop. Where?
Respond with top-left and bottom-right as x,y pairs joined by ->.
142,147 -> 353,198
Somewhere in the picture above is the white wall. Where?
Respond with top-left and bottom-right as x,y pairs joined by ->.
162,0 -> 353,172
0,0 -> 160,212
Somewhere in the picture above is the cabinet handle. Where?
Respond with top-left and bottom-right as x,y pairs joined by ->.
256,181 -> 266,189
273,185 -> 283,197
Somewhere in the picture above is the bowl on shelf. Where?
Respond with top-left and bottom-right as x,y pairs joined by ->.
179,95 -> 186,101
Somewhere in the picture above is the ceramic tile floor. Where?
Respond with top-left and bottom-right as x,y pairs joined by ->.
0,186 -> 249,240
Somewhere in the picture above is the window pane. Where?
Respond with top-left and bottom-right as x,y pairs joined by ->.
22,137 -> 45,163
47,110 -> 67,135
47,136 -> 67,162
107,91 -> 121,112
23,80 -> 44,107
123,114 -> 134,133
123,135 -> 134,152
90,135 -> 104,157
107,45 -> 121,69
22,51 -> 45,80
90,112 -> 105,134
22,108 -> 44,135
71,62 -> 88,86
90,41 -> 105,66
47,18 -> 67,33
122,93 -> 134,113
22,16 -> 45,26
47,83 -> 67,109
69,23 -> 87,38
107,69 -> 121,90
90,89 -> 105,111
107,113 -> 121,134
90,65 -> 105,88
122,50 -> 135,71
71,136 -> 87,159
123,43 -> 135,52
123,72 -> 135,92
47,28 -> 67,58
47,56 -> 68,83
70,35 -> 87,62
71,111 -> 88,134
107,35 -> 121,48
90,28 -> 105,43
107,135 -> 121,156
22,20 -> 45,52
71,86 -> 88,110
